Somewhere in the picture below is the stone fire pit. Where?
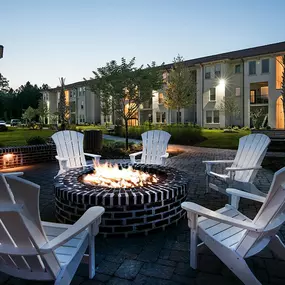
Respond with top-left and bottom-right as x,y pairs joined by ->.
54,164 -> 190,237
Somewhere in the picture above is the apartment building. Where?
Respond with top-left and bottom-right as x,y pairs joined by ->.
42,80 -> 101,125
43,41 -> 285,128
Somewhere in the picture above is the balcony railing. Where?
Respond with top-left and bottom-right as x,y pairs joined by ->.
250,94 -> 268,104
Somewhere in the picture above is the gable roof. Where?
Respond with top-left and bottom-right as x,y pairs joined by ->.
48,41 -> 285,91
163,41 -> 285,69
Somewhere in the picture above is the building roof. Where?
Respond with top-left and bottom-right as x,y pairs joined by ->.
48,41 -> 285,91
163,41 -> 285,69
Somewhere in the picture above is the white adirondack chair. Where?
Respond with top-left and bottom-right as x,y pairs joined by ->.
129,130 -> 171,165
52,130 -> 101,176
0,173 -> 104,284
182,166 -> 285,285
203,133 -> 270,206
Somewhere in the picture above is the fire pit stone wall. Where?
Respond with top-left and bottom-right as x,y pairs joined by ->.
54,164 -> 190,237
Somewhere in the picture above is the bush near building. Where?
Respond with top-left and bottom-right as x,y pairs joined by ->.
115,124 -> 205,145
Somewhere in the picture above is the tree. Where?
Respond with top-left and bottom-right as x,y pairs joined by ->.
22,106 -> 37,125
89,57 -> 163,149
219,93 -> 240,127
250,107 -> 267,129
164,55 -> 196,123
58,77 -> 67,130
0,73 -> 9,93
37,97 -> 49,124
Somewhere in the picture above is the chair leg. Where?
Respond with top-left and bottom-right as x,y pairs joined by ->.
189,213 -> 198,269
205,174 -> 209,194
230,195 -> 240,209
208,241 -> 261,285
269,235 -> 285,260
88,225 -> 95,279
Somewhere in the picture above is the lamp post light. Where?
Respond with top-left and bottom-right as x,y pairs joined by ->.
0,45 -> 3,59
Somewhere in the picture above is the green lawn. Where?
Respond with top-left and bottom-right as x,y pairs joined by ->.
0,127 -> 251,149
197,129 -> 251,149
0,128 -> 56,147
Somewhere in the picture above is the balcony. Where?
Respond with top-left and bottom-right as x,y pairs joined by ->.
250,94 -> 268,104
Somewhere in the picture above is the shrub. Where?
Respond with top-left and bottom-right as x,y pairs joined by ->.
26,136 -> 46,145
0,125 -> 8,132
241,126 -> 250,131
116,124 -> 204,145
233,126 -> 240,131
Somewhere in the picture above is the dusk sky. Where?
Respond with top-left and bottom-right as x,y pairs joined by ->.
1,0 -> 285,89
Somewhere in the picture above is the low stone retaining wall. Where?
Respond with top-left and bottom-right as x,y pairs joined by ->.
0,144 -> 57,169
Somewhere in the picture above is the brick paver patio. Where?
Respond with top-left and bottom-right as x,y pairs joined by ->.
1,147 -> 284,285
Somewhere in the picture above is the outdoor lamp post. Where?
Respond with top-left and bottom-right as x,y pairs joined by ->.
0,45 -> 3,59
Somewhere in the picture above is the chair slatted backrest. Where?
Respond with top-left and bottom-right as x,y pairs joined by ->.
52,130 -> 86,168
141,130 -> 171,165
229,134 -> 270,182
236,167 -> 285,257
0,175 -> 60,280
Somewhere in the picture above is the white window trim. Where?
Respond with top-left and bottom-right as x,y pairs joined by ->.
205,66 -> 211,79
235,64 -> 241,74
261,58 -> 270,74
249,61 -> 256,75
209,88 -> 216,102
206,110 -> 220,124
235,87 -> 241,96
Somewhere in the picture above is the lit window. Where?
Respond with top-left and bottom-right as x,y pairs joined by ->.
215,64 -> 221,78
235,64 -> 241,73
209,88 -> 216,101
205,66 -> 211,79
250,90 -> 256,103
262,59 -> 269,73
158,93 -> 164,104
235,87 -> 240,96
249,61 -> 256,75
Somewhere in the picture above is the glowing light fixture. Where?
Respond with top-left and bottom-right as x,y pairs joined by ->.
219,79 -> 226,86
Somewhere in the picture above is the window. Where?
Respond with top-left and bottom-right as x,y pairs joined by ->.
162,112 -> 166,123
262,59 -> 269,73
249,61 -> 256,75
206,110 -> 219,124
235,87 -> 240,96
250,90 -> 256,103
205,66 -> 211,79
215,64 -> 221,78
156,112 -> 161,123
209,88 -> 216,101
213,111 -> 219,123
81,101 -> 84,109
261,86 -> 268,96
158,93 -> 164,104
235,64 -> 241,73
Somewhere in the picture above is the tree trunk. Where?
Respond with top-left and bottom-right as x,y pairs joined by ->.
124,118 -> 129,150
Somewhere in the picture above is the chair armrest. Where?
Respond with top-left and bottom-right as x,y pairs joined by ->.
84,153 -> 101,159
203,160 -> 234,165
226,188 -> 266,203
226,166 -> 262,171
182,202 -> 263,232
129,151 -> 143,157
40,206 -> 105,253
161,153 -> 169,159
2,172 -> 24,177
129,151 -> 143,164
55,156 -> 68,162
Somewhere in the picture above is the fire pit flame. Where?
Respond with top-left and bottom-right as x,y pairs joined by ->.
83,162 -> 159,188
